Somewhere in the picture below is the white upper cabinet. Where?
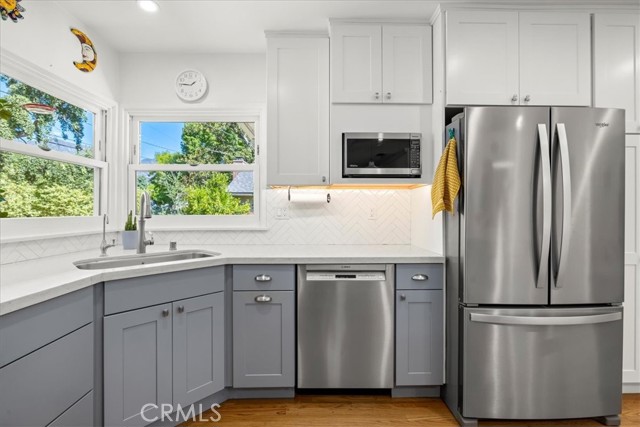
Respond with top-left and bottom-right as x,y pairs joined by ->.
331,24 -> 382,103
594,14 -> 640,133
331,23 -> 432,104
446,10 -> 591,106
519,12 -> 591,106
446,11 -> 519,105
266,36 -> 330,186
382,25 -> 433,104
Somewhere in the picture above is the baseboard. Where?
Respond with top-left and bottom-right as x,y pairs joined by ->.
229,387 -> 296,399
623,383 -> 640,393
392,386 -> 441,398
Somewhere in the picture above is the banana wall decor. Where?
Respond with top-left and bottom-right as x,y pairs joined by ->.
0,0 -> 26,22
70,28 -> 97,72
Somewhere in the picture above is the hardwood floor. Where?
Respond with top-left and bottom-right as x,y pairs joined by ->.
182,394 -> 640,427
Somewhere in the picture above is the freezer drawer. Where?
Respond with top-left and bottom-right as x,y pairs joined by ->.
462,306 -> 622,420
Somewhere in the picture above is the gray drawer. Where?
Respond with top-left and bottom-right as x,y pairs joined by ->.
0,323 -> 93,427
396,264 -> 443,290
48,390 -> 93,427
0,287 -> 93,367
105,266 -> 224,315
233,265 -> 295,291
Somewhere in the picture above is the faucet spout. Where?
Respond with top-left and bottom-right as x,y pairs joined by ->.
137,192 -> 154,254
100,214 -> 116,257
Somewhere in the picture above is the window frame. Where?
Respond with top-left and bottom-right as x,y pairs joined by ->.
0,53 -> 114,242
128,112 -> 266,230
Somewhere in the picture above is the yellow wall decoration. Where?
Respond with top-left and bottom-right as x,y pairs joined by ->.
0,0 -> 26,22
70,28 -> 97,72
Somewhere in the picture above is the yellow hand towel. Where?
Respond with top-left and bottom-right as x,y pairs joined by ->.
431,135 -> 461,218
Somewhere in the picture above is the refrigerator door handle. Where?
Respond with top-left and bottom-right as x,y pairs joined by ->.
469,312 -> 621,326
555,123 -> 572,288
537,124 -> 552,289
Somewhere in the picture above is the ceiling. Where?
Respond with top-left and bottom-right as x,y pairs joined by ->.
55,0 -> 440,54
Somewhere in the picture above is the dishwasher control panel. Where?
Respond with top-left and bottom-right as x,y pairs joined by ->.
306,272 -> 386,281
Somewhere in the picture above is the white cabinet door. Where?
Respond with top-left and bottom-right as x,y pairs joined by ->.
624,135 -> 640,387
446,10 -> 519,105
519,12 -> 591,106
266,37 -> 330,186
331,24 -> 382,103
594,14 -> 640,133
382,25 -> 432,104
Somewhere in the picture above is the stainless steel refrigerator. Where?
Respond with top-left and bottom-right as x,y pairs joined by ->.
443,107 -> 625,426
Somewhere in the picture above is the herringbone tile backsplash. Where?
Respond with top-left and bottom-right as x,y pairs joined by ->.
0,189 -> 413,265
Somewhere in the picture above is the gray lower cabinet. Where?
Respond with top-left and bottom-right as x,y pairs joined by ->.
232,290 -> 295,388
104,292 -> 225,427
0,323 -> 94,427
104,303 -> 173,427
395,289 -> 444,385
173,292 -> 225,406
48,390 -> 94,427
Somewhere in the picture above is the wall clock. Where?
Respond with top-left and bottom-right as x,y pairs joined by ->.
175,70 -> 208,102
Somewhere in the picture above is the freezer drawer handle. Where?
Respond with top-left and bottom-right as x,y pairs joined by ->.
255,274 -> 272,282
255,295 -> 272,303
537,124 -> 552,289
469,312 -> 621,326
411,274 -> 428,281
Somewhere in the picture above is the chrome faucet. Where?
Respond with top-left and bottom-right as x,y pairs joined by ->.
100,214 -> 116,257
137,191 -> 154,254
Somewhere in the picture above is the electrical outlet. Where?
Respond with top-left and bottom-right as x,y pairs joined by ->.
275,207 -> 290,220
368,207 -> 377,221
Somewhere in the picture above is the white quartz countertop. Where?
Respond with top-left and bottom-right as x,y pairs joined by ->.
0,244 -> 443,316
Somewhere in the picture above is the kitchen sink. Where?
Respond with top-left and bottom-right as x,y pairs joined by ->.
73,250 -> 220,270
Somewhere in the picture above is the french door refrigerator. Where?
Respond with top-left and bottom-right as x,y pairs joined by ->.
443,107 -> 625,426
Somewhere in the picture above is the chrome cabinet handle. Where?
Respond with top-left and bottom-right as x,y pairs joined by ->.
255,295 -> 272,303
177,306 -> 185,313
511,94 -> 518,103
400,294 -> 406,301
162,309 -> 170,317
555,123 -> 572,288
537,124 -> 551,290
411,274 -> 428,281
255,274 -> 272,282
385,92 -> 391,100
322,176 -> 327,183
374,92 -> 380,100
524,95 -> 531,103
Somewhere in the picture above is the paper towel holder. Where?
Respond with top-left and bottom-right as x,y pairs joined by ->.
288,186 -> 331,203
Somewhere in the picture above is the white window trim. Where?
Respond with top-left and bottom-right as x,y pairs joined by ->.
0,50 -> 116,243
127,112 -> 267,231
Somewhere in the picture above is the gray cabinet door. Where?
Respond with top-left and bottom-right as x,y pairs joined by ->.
173,292 -> 225,406
233,291 -> 294,388
395,290 -> 443,386
104,304 -> 172,427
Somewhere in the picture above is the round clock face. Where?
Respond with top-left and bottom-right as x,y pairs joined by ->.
175,70 -> 208,102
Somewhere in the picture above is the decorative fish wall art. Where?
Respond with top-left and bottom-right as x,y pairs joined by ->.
0,0 -> 26,22
70,28 -> 97,72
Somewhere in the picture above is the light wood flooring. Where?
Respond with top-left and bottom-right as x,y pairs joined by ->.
182,393 -> 640,426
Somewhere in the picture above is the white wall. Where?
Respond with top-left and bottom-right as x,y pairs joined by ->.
0,1 -> 120,102
119,53 -> 265,108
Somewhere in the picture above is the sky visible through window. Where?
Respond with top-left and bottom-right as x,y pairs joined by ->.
140,122 -> 184,164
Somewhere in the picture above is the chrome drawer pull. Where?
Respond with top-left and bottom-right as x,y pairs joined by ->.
255,295 -> 272,303
411,274 -> 428,281
255,274 -> 272,282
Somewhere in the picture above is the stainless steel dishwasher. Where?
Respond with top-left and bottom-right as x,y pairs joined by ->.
297,264 -> 394,389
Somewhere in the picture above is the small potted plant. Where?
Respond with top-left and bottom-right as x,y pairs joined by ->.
122,210 -> 137,250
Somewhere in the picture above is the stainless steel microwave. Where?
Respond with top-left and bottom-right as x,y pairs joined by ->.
342,132 -> 422,178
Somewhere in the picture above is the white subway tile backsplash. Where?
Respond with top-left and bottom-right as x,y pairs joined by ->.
0,189 -> 413,264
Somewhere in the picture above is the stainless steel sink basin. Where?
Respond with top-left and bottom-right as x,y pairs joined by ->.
74,250 -> 220,270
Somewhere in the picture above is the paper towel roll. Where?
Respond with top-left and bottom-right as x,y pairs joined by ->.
288,191 -> 330,204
